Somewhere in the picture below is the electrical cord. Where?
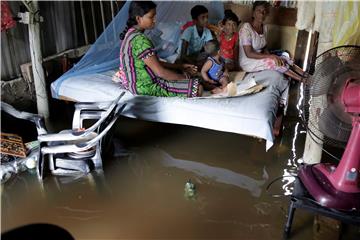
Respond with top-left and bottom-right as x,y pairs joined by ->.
265,175 -> 300,198
301,121 -> 342,162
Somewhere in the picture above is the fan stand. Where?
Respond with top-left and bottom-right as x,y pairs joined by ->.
299,79 -> 360,210
283,179 -> 360,239
285,45 -> 360,238
298,120 -> 360,211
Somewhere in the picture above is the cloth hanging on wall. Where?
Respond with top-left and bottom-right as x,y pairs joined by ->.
295,1 -> 315,31
1,1 -> 16,32
295,1 -> 323,32
296,1 -> 360,46
332,1 -> 360,47
296,1 -> 360,55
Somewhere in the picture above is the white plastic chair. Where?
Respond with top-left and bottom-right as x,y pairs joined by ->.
1,92 -> 126,179
37,92 -> 126,178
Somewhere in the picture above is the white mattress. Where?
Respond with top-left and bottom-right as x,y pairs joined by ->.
51,70 -> 289,151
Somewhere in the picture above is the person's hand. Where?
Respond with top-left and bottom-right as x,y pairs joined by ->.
183,72 -> 190,80
270,55 -> 285,67
208,79 -> 218,85
223,71 -> 230,78
182,64 -> 198,76
220,75 -> 230,83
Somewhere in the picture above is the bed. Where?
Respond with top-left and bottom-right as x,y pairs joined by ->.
50,1 -> 290,151
51,69 -> 289,151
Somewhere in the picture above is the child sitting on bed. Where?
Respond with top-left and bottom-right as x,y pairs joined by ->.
179,5 -> 213,68
217,10 -> 240,71
201,40 -> 229,94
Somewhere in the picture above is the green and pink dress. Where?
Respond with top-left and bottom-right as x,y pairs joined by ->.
118,27 -> 200,97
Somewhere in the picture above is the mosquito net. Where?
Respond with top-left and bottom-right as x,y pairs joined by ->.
52,1 -> 224,98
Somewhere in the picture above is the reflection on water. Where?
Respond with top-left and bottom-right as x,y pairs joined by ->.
150,148 -> 268,197
282,122 -> 301,196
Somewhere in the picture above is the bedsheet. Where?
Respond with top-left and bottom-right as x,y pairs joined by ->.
51,70 -> 289,151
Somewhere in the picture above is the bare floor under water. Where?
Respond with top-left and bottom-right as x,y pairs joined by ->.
2,91 -> 360,239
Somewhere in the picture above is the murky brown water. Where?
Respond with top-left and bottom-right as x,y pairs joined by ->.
2,85 -> 360,239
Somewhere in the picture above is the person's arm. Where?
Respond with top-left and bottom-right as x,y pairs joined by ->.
201,60 -> 217,84
243,45 -> 284,66
223,65 -> 229,77
179,28 -> 192,62
239,23 -> 283,66
220,67 -> 229,88
160,61 -> 181,70
160,61 -> 198,76
180,40 -> 189,62
263,47 -> 270,55
243,45 -> 271,59
144,55 -> 188,81
216,33 -> 221,42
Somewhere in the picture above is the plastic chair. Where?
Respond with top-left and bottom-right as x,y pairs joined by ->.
37,92 -> 126,178
1,92 -> 126,179
1,102 -> 46,182
0,102 -> 47,136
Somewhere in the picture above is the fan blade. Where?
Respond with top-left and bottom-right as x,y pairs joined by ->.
318,106 -> 352,144
310,56 -> 343,97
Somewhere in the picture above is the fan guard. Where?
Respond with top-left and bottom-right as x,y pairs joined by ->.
302,45 -> 360,149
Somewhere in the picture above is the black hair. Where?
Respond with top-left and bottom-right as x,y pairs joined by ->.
222,9 -> 240,25
190,5 -> 208,20
119,1 -> 157,40
204,40 -> 220,56
252,1 -> 270,11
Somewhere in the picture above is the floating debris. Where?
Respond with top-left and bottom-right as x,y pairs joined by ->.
184,179 -> 196,200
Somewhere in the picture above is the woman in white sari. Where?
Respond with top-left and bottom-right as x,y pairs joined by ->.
238,1 -> 306,82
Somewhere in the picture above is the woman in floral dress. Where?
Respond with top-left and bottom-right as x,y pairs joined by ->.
117,1 -> 203,97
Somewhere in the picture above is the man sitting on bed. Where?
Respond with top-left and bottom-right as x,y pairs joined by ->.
179,5 -> 213,69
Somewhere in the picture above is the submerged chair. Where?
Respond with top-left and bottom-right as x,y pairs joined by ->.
38,92 -> 126,178
0,102 -> 47,136
1,92 -> 126,179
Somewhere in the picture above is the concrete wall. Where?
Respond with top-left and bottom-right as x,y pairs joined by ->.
1,77 -> 35,111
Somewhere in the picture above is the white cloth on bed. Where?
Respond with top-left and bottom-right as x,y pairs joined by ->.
51,70 -> 289,151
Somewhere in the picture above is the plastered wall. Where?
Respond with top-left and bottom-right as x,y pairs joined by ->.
225,3 -> 298,56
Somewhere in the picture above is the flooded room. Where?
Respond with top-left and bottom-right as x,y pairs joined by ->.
1,1 -> 360,239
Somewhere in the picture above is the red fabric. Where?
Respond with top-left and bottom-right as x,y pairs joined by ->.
180,21 -> 195,33
220,32 -> 238,60
1,1 -> 16,32
181,21 -> 221,36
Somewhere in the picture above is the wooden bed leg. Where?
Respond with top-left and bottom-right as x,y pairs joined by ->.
273,105 -> 284,137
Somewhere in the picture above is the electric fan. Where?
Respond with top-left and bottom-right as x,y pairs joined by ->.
299,45 -> 360,211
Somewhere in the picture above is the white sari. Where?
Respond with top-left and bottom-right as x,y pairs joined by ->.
238,23 -> 288,73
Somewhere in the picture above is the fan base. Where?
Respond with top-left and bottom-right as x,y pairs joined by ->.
299,164 -> 360,211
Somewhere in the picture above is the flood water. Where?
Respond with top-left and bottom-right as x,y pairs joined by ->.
2,85 -> 359,239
